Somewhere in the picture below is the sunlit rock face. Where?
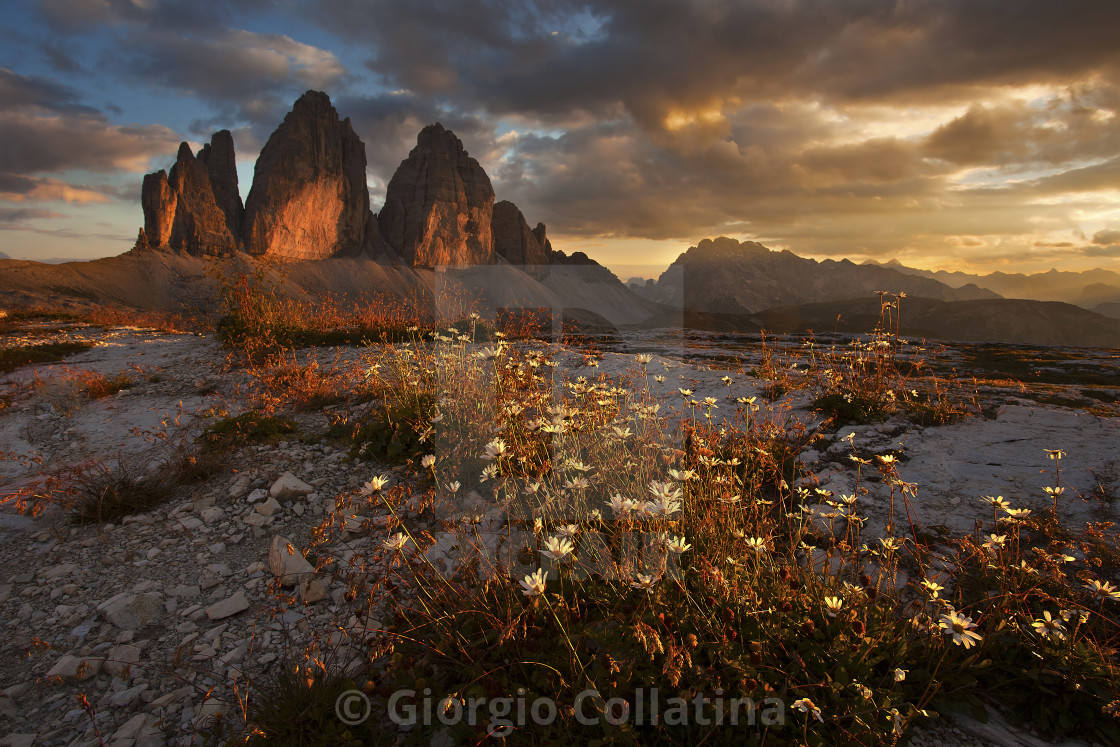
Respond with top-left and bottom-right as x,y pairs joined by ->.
140,134 -> 241,257
379,123 -> 496,267
135,95 -> 551,267
242,91 -> 372,260
140,170 -> 176,251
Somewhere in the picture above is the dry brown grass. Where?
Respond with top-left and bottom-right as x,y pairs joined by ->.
0,303 -> 202,336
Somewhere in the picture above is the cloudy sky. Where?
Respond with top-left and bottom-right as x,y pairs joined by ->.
2,0 -> 1119,278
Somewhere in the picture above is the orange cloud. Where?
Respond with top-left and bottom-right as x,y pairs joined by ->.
0,178 -> 112,204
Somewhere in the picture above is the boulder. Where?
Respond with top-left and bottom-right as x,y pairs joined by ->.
379,123 -> 496,266
105,643 -> 143,676
205,591 -> 249,620
96,592 -> 164,630
109,684 -> 149,708
199,506 -> 225,524
268,535 -> 315,586
0,735 -> 37,747
255,496 -> 281,516
111,713 -> 162,744
46,654 -> 103,681
299,577 -> 327,603
38,562 -> 79,581
243,90 -> 371,259
270,472 -> 312,500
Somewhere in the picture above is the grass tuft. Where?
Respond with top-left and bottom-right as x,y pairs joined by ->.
0,342 -> 94,373
69,451 -> 226,524
199,411 -> 297,452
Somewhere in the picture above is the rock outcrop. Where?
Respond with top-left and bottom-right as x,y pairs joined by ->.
492,201 -> 550,266
140,171 -> 175,251
531,222 -> 552,255
243,91 -> 371,260
196,130 -> 243,239
140,138 -> 241,257
133,95 -> 555,269
379,123 -> 496,266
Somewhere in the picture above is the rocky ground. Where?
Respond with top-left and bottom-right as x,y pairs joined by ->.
0,323 -> 411,745
0,320 -> 1116,746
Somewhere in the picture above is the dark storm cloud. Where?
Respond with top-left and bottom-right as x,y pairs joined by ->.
1029,157 -> 1120,195
0,67 -> 97,113
311,0 -> 1120,124
789,0 -> 1120,101
0,109 -> 179,175
800,139 -> 931,184
0,68 -> 179,201
116,28 -> 347,136
37,0 -> 281,35
37,41 -> 83,74
1093,229 -> 1120,246
490,124 -> 734,239
0,172 -> 39,195
36,0 -> 148,33
1081,244 -> 1120,258
34,0 -> 333,140
0,207 -> 64,222
924,90 -> 1120,167
483,106 -> 951,243
0,175 -> 114,204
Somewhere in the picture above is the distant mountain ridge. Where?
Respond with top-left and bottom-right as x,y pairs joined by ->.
631,237 -> 999,314
862,259 -> 1120,318
621,237 -> 1120,346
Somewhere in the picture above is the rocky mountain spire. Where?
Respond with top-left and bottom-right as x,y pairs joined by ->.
492,200 -> 550,266
379,123 -> 496,266
196,130 -> 243,239
531,222 -> 552,255
139,139 -> 239,257
242,91 -> 371,259
133,96 -> 554,268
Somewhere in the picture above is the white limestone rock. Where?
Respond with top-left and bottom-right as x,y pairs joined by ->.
270,472 -> 312,501
268,535 -> 315,586
205,591 -> 249,621
96,592 -> 164,630
46,654 -> 103,681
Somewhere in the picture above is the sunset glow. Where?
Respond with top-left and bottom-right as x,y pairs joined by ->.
2,0 -> 1118,278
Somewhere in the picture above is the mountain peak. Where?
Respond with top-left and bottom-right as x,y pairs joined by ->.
291,89 -> 335,114
242,90 -> 370,259
378,122 -> 495,266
